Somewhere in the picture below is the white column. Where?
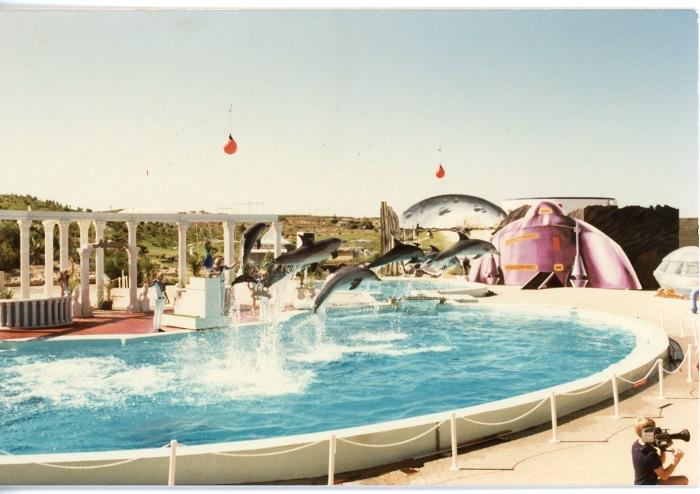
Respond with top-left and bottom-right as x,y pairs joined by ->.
177,221 -> 189,288
126,220 -> 139,312
58,220 -> 70,271
17,219 -> 31,299
223,221 -> 236,284
272,220 -> 283,258
79,245 -> 93,317
77,220 -> 92,309
43,220 -> 56,297
94,221 -> 106,304
78,220 -> 91,251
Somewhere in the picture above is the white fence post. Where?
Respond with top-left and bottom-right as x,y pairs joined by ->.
450,413 -> 459,471
687,344 -> 693,383
680,314 -> 686,338
611,375 -> 620,419
657,359 -> 664,399
327,435 -> 336,486
168,439 -> 178,486
549,392 -> 559,443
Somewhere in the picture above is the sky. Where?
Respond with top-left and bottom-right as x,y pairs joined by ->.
0,8 -> 697,217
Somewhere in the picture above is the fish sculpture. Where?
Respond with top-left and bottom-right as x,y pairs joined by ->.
401,194 -> 506,231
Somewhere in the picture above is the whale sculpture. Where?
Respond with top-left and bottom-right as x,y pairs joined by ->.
401,194 -> 506,231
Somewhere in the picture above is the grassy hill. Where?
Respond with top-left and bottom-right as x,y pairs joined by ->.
0,194 -> 381,282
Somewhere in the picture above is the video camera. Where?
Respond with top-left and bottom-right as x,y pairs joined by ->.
642,427 -> 691,451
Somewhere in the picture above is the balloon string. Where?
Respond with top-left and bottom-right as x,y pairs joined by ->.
228,104 -> 232,135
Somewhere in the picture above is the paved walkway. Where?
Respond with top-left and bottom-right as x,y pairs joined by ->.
348,286 -> 698,487
0,306 -> 264,340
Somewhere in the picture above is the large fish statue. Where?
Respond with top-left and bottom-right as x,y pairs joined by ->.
401,194 -> 506,231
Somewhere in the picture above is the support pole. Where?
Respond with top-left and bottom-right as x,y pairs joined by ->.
177,222 -> 189,288
223,221 -> 236,284
94,221 -> 106,305
79,245 -> 93,317
168,439 -> 178,486
450,413 -> 459,471
687,344 -> 693,383
43,220 -> 56,297
17,219 -> 31,299
327,435 -> 336,486
611,374 -> 620,419
58,220 -> 70,272
549,392 -> 559,443
657,359 -> 664,399
126,221 -> 139,312
272,220 -> 283,258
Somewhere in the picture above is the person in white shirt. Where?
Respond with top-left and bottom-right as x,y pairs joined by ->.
153,271 -> 170,333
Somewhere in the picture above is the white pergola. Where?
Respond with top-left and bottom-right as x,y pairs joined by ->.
0,210 -> 282,315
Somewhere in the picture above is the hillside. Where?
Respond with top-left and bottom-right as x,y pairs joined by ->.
0,195 -> 381,284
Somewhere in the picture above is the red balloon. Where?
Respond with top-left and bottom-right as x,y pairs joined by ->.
435,164 -> 445,178
223,134 -> 237,155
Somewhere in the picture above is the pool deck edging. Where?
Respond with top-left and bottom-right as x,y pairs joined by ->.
0,304 -> 670,485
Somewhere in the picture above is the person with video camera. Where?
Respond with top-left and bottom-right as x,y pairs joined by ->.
632,417 -> 689,485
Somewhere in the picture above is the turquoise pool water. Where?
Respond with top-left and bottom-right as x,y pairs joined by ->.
0,301 -> 635,455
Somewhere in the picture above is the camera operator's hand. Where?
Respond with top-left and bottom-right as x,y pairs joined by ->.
672,449 -> 684,464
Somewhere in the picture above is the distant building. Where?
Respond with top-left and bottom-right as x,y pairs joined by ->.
501,197 -> 617,215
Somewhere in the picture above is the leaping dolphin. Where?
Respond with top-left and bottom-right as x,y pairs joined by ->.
368,239 -> 426,269
313,266 -> 380,313
240,222 -> 269,268
422,233 -> 498,274
275,236 -> 342,267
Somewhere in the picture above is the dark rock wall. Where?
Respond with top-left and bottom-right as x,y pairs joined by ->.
570,205 -> 679,289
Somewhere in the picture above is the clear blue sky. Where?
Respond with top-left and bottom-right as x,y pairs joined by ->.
0,9 -> 697,217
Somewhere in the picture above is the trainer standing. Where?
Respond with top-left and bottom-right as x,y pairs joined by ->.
153,271 -> 170,333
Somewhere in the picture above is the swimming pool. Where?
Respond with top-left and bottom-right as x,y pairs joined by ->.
0,302 -> 635,456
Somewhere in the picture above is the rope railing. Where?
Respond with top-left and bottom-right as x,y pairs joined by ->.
34,458 -> 141,470
560,379 -> 609,396
617,360 -> 658,385
661,350 -> 690,375
459,397 -> 548,427
211,440 -> 324,458
337,420 -> 445,448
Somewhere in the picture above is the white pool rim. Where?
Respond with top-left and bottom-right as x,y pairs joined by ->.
0,304 -> 669,485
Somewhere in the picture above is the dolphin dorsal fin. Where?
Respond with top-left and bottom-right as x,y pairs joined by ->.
429,245 -> 440,253
298,235 -> 315,247
392,239 -> 405,247
457,231 -> 470,240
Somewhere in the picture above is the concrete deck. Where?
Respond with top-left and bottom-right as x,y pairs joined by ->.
346,286 -> 698,487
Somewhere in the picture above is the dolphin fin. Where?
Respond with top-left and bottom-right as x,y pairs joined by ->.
429,245 -> 440,253
298,235 -> 315,247
331,250 -> 339,259
457,231 -> 470,240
